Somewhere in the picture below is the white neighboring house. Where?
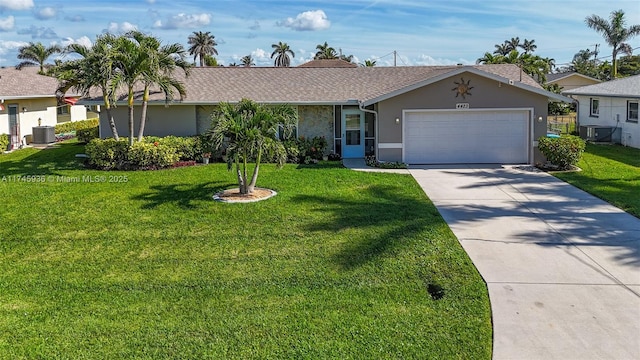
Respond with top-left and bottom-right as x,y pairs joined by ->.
0,66 -> 87,149
564,75 -> 640,148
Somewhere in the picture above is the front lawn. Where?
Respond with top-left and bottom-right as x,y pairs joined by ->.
0,141 -> 491,359
553,143 -> 640,217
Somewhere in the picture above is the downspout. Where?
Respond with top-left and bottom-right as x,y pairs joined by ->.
358,101 -> 378,159
569,95 -> 580,134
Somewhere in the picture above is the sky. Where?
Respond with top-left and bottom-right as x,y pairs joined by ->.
0,0 -> 639,68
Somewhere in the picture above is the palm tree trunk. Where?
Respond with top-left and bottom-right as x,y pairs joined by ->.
137,87 -> 149,142
128,91 -> 135,146
248,150 -> 262,193
103,95 -> 119,141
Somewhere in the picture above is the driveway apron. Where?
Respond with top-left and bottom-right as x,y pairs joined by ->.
409,165 -> 640,359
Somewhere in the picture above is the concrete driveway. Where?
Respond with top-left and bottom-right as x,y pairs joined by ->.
409,165 -> 640,360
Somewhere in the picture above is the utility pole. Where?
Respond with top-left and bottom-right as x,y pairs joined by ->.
593,44 -> 599,62
393,50 -> 397,67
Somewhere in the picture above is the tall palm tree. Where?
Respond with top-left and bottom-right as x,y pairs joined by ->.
241,55 -> 255,67
187,31 -> 218,67
128,31 -> 191,141
16,42 -> 62,73
271,42 -> 295,67
493,43 -> 510,56
55,34 -> 120,140
520,39 -> 537,54
585,9 -> 640,77
476,52 -> 505,64
208,98 -> 297,194
314,42 -> 337,59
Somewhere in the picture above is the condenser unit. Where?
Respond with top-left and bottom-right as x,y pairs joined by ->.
579,125 -> 614,143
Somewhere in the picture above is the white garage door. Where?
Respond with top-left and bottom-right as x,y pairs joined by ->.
404,110 -> 530,164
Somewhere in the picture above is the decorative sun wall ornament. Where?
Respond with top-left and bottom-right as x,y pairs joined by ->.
452,77 -> 474,99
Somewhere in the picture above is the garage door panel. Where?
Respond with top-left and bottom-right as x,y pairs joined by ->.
404,110 -> 529,164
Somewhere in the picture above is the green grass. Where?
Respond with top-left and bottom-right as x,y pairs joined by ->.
553,143 -> 640,217
0,140 -> 491,359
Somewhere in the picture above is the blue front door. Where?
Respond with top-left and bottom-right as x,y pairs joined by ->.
342,110 -> 364,158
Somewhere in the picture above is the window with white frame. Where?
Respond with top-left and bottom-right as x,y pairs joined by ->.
628,101 -> 639,123
590,98 -> 599,117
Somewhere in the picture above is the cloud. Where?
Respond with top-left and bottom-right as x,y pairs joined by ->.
153,13 -> 211,29
0,15 -> 14,31
249,20 -> 260,31
60,36 -> 92,48
17,25 -> 58,39
0,39 -> 27,55
65,14 -> 85,22
34,6 -> 56,20
0,0 -> 34,11
277,10 -> 330,31
104,21 -> 138,34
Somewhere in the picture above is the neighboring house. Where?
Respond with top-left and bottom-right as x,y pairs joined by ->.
88,64 -> 570,165
547,72 -> 601,91
297,59 -> 358,68
564,75 -> 640,148
0,66 -> 87,149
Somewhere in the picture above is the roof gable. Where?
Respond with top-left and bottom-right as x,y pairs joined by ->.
547,72 -> 601,84
563,75 -> 640,98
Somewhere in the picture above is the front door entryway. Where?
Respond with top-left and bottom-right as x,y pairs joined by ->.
342,109 -> 364,158
8,105 -> 19,150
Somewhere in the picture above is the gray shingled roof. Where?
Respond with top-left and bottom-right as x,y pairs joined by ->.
0,66 -> 61,99
546,72 -> 601,84
563,75 -> 640,97
87,64 -> 562,105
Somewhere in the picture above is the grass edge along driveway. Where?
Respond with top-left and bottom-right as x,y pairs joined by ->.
0,142 -> 491,359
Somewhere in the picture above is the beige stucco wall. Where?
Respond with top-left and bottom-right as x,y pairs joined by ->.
554,76 -> 600,91
99,104 -> 197,138
298,105 -> 333,152
0,98 -> 57,140
376,72 -> 549,163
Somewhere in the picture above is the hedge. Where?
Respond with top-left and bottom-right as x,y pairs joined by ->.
538,135 -> 586,170
0,133 -> 8,152
55,118 -> 99,134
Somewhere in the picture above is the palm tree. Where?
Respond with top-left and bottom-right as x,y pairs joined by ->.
208,98 -> 297,195
271,42 -> 295,67
187,31 -> 218,67
585,9 -> 640,77
128,31 -> 191,141
55,34 -> 120,140
476,52 -> 505,64
493,43 -> 510,56
314,42 -> 338,59
241,55 -> 255,67
520,39 -> 537,54
505,37 -> 521,52
360,59 -> 377,67
16,42 -> 62,73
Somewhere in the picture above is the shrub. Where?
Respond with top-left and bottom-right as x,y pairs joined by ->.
295,136 -> 328,163
152,136 -> 197,161
55,118 -> 99,134
538,135 -> 586,170
365,155 -> 407,169
127,141 -> 178,169
76,126 -> 99,143
85,138 -> 129,170
0,134 -> 9,152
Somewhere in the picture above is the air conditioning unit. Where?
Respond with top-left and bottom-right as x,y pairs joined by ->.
622,132 -> 632,146
579,125 -> 614,143
32,126 -> 56,144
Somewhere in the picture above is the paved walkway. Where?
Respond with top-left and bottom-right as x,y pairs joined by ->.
344,160 -> 640,359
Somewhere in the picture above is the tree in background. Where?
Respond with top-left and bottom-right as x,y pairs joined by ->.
314,42 -> 337,59
16,42 -> 62,74
477,38 -> 554,83
203,54 -> 219,66
208,98 -> 297,195
241,55 -> 255,67
187,31 -> 218,67
271,42 -> 295,67
360,59 -> 377,67
585,9 -> 640,77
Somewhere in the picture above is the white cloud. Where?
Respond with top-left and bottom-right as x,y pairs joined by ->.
60,36 -> 92,48
153,13 -> 211,29
278,10 -> 330,31
35,6 -> 56,20
104,21 -> 138,34
65,14 -> 85,22
0,0 -> 33,11
0,15 -> 14,31
0,39 -> 27,55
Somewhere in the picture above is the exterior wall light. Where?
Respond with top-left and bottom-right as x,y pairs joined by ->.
395,117 -> 400,124
22,107 -> 27,112
537,116 -> 543,122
